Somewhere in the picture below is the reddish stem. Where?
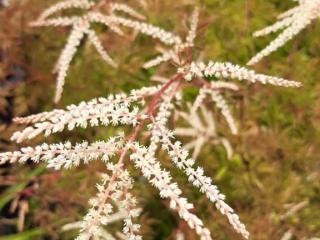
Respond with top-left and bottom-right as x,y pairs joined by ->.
101,74 -> 184,211
147,73 -> 183,117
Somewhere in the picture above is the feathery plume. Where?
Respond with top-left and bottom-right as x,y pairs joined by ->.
0,6 -> 304,240
37,0 -> 94,21
0,76 -> 246,239
248,0 -> 320,65
31,0 -> 147,103
175,105 -> 234,159
77,163 -> 141,240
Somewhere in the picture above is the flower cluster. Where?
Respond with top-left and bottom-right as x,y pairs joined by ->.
77,163 -> 141,240
0,72 -> 299,239
31,0 -> 180,103
141,7 -> 300,151
248,0 -> 320,65
0,137 -> 122,169
0,2 -> 304,240
174,105 -> 234,159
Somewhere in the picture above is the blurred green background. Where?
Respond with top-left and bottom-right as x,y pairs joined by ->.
0,0 -> 319,239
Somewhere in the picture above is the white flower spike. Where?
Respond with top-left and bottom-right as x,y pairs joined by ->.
248,0 -> 320,65
0,5 -> 304,240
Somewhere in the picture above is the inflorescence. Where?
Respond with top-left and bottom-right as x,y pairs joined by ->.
248,0 -> 320,65
0,1 -> 304,240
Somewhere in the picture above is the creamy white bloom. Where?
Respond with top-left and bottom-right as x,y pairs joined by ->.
1,81 -> 246,239
186,7 -> 199,45
129,143 -> 212,240
31,0 -> 147,102
11,100 -> 143,143
141,8 -> 301,90
77,163 -> 141,240
108,16 -> 182,45
190,61 -> 301,88
38,0 -> 94,21
0,5 -> 305,240
110,3 -> 145,20
0,137 -> 123,168
54,19 -> 88,103
248,0 -> 320,65
31,13 -> 123,103
143,8 -> 198,69
11,86 -> 163,143
149,98 -> 249,239
175,105 -> 234,159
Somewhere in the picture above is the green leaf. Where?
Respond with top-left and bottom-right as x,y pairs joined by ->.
0,228 -> 44,240
0,167 -> 46,210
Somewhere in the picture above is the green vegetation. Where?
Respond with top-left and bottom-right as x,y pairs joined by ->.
0,0 -> 319,239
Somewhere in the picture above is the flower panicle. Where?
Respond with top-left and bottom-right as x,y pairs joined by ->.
248,0 -> 320,65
